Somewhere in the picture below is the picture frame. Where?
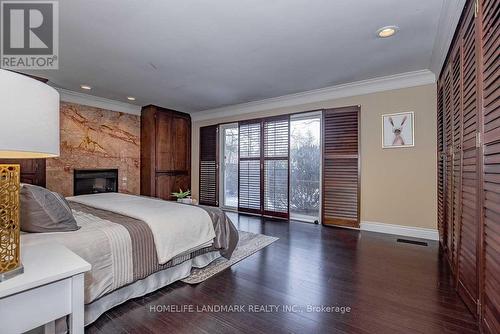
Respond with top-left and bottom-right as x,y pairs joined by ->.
382,111 -> 414,149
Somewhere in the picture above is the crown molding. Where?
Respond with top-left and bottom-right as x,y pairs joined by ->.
192,70 -> 436,121
429,0 -> 466,77
54,88 -> 142,115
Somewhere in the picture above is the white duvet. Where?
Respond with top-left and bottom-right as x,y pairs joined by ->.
67,193 -> 216,264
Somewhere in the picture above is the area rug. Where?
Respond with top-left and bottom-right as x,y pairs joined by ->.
181,231 -> 278,284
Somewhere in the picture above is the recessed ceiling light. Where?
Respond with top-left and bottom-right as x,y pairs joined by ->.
80,84 -> 92,90
127,96 -> 136,101
377,26 -> 398,38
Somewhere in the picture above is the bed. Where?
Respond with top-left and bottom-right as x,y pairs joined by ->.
21,192 -> 239,326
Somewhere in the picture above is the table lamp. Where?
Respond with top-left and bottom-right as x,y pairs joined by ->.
0,69 -> 60,281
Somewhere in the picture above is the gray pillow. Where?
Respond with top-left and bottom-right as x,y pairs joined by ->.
20,184 -> 80,233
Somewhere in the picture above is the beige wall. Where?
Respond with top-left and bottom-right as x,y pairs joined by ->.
191,84 -> 437,229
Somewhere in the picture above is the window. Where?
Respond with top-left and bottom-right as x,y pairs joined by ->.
200,108 -> 359,224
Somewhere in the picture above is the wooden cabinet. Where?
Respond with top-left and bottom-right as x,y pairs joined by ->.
172,116 -> 191,172
437,0 -> 499,332
140,105 -> 191,200
0,159 -> 46,186
154,174 -> 191,200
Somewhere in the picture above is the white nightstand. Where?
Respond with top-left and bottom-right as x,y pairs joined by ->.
0,243 -> 91,334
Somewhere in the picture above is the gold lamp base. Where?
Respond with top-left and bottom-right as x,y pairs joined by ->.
0,264 -> 24,282
0,164 -> 23,281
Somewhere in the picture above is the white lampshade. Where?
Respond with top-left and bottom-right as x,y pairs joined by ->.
0,69 -> 60,158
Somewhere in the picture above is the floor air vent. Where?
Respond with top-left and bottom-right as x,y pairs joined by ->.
396,238 -> 428,246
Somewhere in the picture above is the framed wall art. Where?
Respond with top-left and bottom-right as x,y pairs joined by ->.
382,111 -> 414,149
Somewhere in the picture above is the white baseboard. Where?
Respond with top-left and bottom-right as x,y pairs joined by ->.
360,221 -> 439,241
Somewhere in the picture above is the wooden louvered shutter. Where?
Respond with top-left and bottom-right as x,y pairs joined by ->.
451,46 -> 463,272
437,83 -> 446,247
322,106 -> 360,227
199,125 -> 218,206
480,0 -> 500,331
457,4 -> 479,314
443,67 -> 455,260
263,117 -> 289,218
239,121 -> 262,214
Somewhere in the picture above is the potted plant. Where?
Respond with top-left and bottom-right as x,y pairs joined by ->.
171,189 -> 193,204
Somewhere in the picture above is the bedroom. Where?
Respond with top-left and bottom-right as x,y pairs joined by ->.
0,0 -> 498,333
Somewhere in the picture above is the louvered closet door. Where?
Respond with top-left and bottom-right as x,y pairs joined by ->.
199,125 -> 218,206
451,46 -> 463,272
263,117 -> 289,218
437,83 -> 446,247
480,0 -> 500,331
443,67 -> 455,260
457,4 -> 479,313
239,122 -> 262,214
322,106 -> 360,228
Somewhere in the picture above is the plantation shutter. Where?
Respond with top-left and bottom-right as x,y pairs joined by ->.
199,125 -> 218,206
322,106 -> 360,227
263,117 -> 289,217
457,5 -> 479,313
238,121 -> 262,213
480,0 -> 500,331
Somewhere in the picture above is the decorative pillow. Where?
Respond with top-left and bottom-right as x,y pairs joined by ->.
20,184 -> 80,233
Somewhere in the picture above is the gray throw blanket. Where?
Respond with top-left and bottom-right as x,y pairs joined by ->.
187,204 -> 239,259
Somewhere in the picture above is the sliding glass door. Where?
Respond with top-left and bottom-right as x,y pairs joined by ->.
215,112 -> 321,222
290,112 -> 321,222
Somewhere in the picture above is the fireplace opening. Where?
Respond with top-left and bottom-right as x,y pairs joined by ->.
74,169 -> 118,196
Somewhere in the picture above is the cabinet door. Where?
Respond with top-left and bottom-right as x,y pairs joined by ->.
155,112 -> 190,172
155,174 -> 190,201
155,112 -> 174,171
172,115 -> 190,171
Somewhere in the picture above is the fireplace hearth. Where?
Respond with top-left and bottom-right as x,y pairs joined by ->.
74,169 -> 118,196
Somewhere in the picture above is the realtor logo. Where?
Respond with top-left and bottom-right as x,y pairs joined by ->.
1,1 -> 58,69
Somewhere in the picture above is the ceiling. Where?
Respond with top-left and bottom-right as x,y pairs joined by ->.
25,0 -> 463,113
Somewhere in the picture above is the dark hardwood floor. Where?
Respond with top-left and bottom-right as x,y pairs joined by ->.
86,213 -> 478,334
